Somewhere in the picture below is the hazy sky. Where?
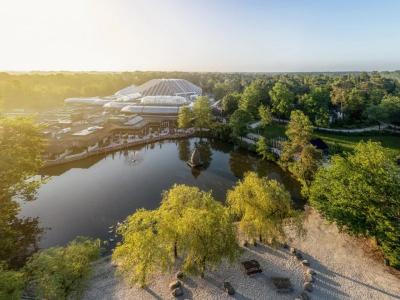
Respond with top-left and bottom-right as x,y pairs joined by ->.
1,0 -> 400,72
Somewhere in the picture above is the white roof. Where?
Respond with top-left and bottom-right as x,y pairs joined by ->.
121,105 -> 179,115
103,102 -> 129,109
72,126 -> 103,136
124,116 -> 144,126
114,85 -> 139,96
140,95 -> 187,106
115,93 -> 142,102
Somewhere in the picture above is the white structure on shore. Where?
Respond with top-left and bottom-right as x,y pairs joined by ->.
64,78 -> 202,116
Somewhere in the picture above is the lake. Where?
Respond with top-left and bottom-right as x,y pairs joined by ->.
19,138 -> 302,249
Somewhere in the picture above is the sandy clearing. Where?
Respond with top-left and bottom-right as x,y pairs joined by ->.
83,209 -> 400,300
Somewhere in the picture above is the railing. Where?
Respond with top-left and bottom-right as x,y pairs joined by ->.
43,130 -> 196,167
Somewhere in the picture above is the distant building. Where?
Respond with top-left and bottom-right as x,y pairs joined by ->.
64,78 -> 202,116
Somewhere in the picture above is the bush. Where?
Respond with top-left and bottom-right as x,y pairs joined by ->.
0,263 -> 25,300
25,237 -> 100,300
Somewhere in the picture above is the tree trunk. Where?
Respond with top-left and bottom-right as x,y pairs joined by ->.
259,234 -> 262,243
174,241 -> 178,258
201,257 -> 206,278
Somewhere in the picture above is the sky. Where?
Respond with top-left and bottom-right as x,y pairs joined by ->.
1,0 -> 400,72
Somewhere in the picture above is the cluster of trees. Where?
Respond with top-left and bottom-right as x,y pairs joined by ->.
309,141 -> 400,267
178,96 -> 214,131
251,108 -> 400,268
0,115 -> 101,299
113,173 -> 301,286
2,71 -> 399,127
221,72 -> 400,130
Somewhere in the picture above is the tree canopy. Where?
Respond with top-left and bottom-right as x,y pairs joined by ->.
113,184 -> 241,286
229,109 -> 252,139
192,96 -> 213,131
309,141 -> 400,267
25,237 -> 100,299
177,106 -> 192,129
0,117 -> 44,268
227,172 -> 301,245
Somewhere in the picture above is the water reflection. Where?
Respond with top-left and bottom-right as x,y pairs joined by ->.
21,138 -> 301,249
1,198 -> 43,268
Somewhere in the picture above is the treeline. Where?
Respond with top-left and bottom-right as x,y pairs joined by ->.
2,72 -> 400,124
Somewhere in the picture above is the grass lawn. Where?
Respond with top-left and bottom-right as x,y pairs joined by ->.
257,123 -> 400,155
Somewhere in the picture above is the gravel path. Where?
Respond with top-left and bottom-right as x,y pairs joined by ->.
83,209 -> 400,300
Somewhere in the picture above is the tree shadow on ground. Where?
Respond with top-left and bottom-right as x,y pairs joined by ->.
299,250 -> 400,299
249,244 -> 288,259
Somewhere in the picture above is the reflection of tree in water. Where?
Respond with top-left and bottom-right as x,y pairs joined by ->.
196,141 -> 212,169
188,140 -> 213,178
0,198 -> 43,268
208,138 -> 233,154
229,149 -> 257,178
178,139 -> 190,162
0,117 -> 44,269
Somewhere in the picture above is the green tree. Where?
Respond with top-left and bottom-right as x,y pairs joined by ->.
0,117 -> 44,268
289,144 -> 322,194
229,109 -> 252,139
256,136 -> 269,160
158,185 -> 214,258
269,82 -> 295,118
258,105 -> 273,128
221,92 -> 241,116
299,87 -> 330,127
113,209 -> 173,287
368,95 -> 400,124
25,237 -> 100,300
227,172 -> 301,245
280,110 -> 313,165
239,79 -> 269,117
177,106 -> 192,129
177,200 -> 240,277
193,96 -> 213,133
0,263 -> 25,300
309,141 -> 400,267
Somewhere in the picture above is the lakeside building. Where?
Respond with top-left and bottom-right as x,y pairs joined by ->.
64,78 -> 202,114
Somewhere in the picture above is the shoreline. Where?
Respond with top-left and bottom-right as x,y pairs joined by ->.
42,130 -> 196,168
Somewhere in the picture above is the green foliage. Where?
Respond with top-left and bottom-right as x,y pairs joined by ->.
367,95 -> 400,124
239,79 -> 269,117
269,82 -> 295,118
227,172 -> 301,245
25,237 -> 100,300
299,87 -> 330,127
114,184 -> 241,285
0,263 -> 25,300
0,117 -> 44,268
113,209 -> 173,287
258,105 -> 273,127
280,110 -> 313,164
255,136 -> 275,161
221,92 -> 241,116
193,96 -> 213,131
309,141 -> 400,267
177,106 -> 192,129
229,109 -> 252,138
289,144 -> 322,195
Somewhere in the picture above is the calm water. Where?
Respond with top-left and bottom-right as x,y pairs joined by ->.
19,138 -> 301,249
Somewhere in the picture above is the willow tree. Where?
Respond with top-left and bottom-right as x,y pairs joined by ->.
177,199 -> 240,277
112,209 -> 173,287
227,172 -> 301,245
158,185 -> 212,259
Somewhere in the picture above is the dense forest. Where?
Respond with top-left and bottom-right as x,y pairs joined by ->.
1,71 -> 399,127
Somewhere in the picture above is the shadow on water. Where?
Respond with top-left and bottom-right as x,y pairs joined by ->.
26,138 -> 302,249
